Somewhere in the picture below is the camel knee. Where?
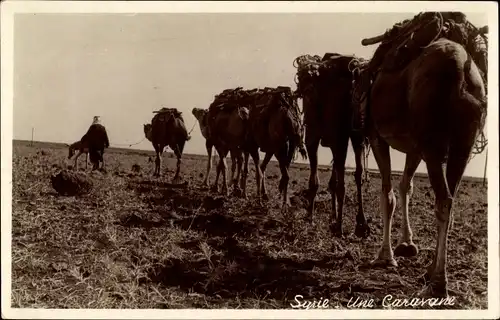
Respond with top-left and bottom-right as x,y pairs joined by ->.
435,197 -> 453,223
308,176 -> 319,193
399,178 -> 413,197
354,167 -> 363,185
328,175 -> 337,193
381,188 -> 396,213
335,182 -> 345,197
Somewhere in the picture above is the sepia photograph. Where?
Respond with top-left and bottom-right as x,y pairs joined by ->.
1,1 -> 498,319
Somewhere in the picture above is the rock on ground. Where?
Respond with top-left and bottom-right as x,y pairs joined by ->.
50,170 -> 93,196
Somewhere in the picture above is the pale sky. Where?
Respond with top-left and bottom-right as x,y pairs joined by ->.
14,12 -> 489,177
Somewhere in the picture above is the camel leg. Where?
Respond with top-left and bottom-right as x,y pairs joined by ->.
277,147 -> 290,215
74,152 -> 81,171
172,145 -> 183,184
370,135 -> 397,267
212,157 -> 221,193
249,149 -> 263,204
394,153 -> 421,257
212,147 -> 224,193
217,147 -> 229,196
240,151 -> 250,199
203,141 -> 212,187
423,156 -> 453,297
260,152 -> 273,201
423,124 -> 479,296
220,156 -> 228,196
154,145 -> 162,177
330,133 -> 348,237
228,151 -> 236,187
85,153 -> 88,170
231,151 -> 243,196
352,135 -> 370,238
305,134 -> 320,222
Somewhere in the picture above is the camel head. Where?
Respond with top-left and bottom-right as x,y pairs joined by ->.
143,124 -> 153,142
191,108 -> 207,122
192,108 -> 210,138
67,142 -> 77,159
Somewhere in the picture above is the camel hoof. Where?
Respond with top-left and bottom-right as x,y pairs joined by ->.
394,242 -> 419,257
418,271 -> 432,285
419,283 -> 449,299
370,257 -> 398,268
305,213 -> 313,224
232,187 -> 242,198
329,221 -> 344,238
354,222 -> 371,238
280,205 -> 288,215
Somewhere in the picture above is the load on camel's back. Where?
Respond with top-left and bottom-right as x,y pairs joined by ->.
143,107 -> 190,183
353,11 -> 488,134
352,11 -> 488,297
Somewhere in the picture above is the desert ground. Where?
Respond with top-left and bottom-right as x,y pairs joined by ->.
11,140 -> 488,309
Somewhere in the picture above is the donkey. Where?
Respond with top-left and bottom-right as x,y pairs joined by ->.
67,140 -> 89,170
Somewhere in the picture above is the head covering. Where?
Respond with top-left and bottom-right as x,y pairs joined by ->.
92,116 -> 101,125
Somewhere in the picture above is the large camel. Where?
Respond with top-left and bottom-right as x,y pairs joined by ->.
191,107 -> 241,189
241,87 -> 308,213
294,53 -> 370,238
355,12 -> 488,296
143,108 -> 190,182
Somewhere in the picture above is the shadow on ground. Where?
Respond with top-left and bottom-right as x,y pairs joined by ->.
144,237 -> 368,302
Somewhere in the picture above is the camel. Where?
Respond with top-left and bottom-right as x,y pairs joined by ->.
354,12 -> 488,296
67,140 -> 90,170
80,116 -> 110,171
143,108 -> 190,183
240,87 -> 308,213
294,53 -> 370,238
191,107 -> 241,189
205,103 -> 247,197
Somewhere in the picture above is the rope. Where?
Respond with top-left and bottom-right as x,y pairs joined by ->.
187,121 -> 197,136
111,136 -> 147,148
469,130 -> 488,163
363,139 -> 371,183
